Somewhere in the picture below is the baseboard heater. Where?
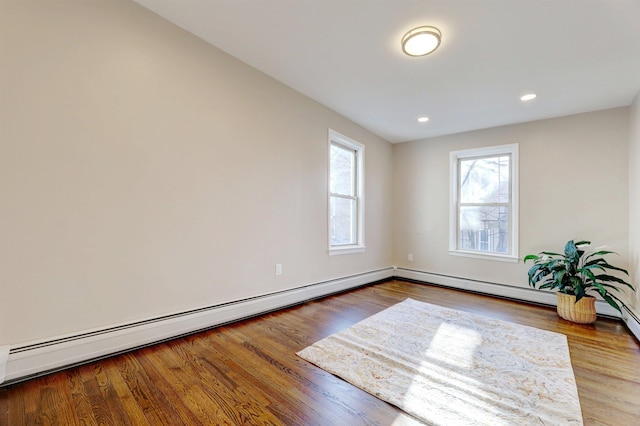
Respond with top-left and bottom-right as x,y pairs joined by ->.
0,268 -> 394,386
394,267 -> 640,342
3,266 -> 638,385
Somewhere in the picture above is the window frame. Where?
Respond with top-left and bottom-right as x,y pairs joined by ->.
449,143 -> 519,262
328,129 -> 365,255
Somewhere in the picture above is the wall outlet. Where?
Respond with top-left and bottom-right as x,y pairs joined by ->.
275,264 -> 283,276
408,254 -> 414,262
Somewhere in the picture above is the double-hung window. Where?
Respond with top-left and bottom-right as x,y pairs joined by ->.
328,130 -> 364,255
450,144 -> 518,262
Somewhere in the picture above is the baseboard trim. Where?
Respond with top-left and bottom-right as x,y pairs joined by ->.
1,268 -> 394,385
394,268 -> 622,318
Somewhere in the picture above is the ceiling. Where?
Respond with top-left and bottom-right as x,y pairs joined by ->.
134,0 -> 640,143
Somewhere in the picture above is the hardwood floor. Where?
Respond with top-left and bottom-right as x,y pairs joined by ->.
1,279 -> 639,425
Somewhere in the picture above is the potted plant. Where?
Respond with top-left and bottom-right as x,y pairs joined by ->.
524,239 -> 635,324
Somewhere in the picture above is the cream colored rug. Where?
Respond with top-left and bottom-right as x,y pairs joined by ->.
297,298 -> 583,425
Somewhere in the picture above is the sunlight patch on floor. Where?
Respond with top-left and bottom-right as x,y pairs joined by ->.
426,321 -> 482,369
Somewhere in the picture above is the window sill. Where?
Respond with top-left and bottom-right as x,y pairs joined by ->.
448,249 -> 519,263
329,245 -> 366,256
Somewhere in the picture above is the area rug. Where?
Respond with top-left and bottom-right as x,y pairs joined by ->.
297,298 -> 583,425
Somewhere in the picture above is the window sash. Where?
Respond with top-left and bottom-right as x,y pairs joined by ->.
329,195 -> 358,246
457,204 -> 511,253
458,154 -> 511,204
330,142 -> 357,197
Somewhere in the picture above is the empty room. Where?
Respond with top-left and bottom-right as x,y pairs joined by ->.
1,0 -> 639,424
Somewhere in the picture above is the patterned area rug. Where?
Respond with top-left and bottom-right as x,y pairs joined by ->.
297,298 -> 583,425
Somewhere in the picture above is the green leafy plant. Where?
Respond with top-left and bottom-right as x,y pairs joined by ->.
524,239 -> 635,313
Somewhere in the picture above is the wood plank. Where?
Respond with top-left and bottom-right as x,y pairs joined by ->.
78,362 -> 124,425
64,368 -> 97,425
1,280 -> 639,425
115,349 -> 192,425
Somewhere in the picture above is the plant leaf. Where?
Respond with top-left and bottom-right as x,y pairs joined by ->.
600,292 -> 622,312
564,240 -> 580,264
594,274 -> 635,289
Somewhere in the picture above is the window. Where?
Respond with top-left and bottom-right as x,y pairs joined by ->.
449,144 -> 518,262
328,130 -> 364,254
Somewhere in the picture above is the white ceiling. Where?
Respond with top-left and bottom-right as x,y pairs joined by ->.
134,0 -> 640,143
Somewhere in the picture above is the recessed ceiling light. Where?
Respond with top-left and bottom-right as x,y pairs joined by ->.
417,117 -> 429,123
402,26 -> 442,57
520,93 -> 537,101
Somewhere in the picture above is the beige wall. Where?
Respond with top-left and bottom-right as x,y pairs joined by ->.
1,0 -> 636,348
393,108 -> 630,292
629,92 -> 640,314
0,0 -> 393,345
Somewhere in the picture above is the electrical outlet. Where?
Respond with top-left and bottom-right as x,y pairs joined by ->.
408,254 -> 414,262
275,264 -> 283,276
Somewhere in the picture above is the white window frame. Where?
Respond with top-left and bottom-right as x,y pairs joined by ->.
328,129 -> 365,255
449,143 -> 519,262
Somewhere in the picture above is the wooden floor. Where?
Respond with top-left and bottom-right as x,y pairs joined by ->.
1,280 -> 639,425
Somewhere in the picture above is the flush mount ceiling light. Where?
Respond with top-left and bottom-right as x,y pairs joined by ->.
402,26 -> 442,57
520,93 -> 537,101
417,116 -> 429,123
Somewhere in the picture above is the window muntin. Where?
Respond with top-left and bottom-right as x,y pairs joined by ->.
328,130 -> 364,254
450,144 -> 518,262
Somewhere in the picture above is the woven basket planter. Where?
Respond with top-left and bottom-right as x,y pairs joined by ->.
556,292 -> 597,324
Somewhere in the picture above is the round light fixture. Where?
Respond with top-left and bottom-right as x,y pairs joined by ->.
402,26 -> 442,57
520,93 -> 537,101
417,117 -> 429,123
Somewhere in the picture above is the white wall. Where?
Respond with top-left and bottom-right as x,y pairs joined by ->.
629,92 -> 640,314
393,108 -> 630,294
0,0 -> 393,345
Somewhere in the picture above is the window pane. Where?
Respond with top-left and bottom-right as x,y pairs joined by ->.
330,144 -> 356,196
460,156 -> 510,203
459,206 -> 509,253
330,196 -> 356,245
